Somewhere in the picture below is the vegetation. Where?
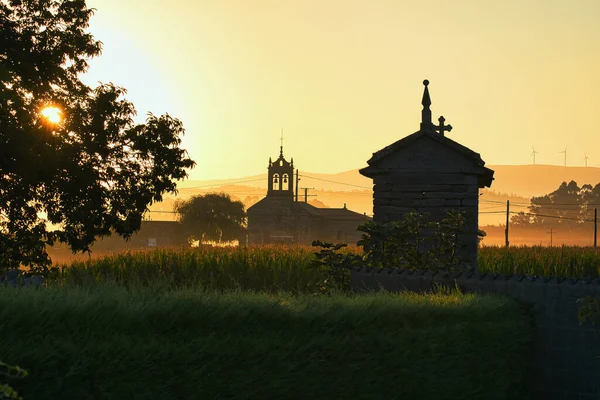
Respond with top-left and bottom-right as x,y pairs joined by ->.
174,193 -> 246,245
513,180 -> 600,225
0,284 -> 532,400
43,243 -> 600,296
479,245 -> 600,278
0,0 -> 195,276
50,245 -> 326,293
0,361 -> 27,400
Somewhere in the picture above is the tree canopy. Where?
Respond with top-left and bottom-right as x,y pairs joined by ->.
0,0 -> 195,273
527,181 -> 600,225
174,193 -> 246,244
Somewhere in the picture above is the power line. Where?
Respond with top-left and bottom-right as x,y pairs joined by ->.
179,178 -> 266,189
298,174 -> 372,189
508,210 -> 594,223
480,198 -> 600,207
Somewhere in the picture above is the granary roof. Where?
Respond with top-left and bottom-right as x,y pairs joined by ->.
359,80 -> 494,188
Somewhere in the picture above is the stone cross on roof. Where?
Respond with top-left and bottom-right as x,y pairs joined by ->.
420,79 -> 453,136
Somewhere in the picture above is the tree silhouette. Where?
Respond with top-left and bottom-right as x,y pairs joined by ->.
174,193 -> 246,244
528,181 -> 599,225
510,211 -> 531,225
0,1 -> 195,273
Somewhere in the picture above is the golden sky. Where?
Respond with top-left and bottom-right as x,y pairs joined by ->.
82,0 -> 600,180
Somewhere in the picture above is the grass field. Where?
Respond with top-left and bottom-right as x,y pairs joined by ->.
0,284 -> 532,400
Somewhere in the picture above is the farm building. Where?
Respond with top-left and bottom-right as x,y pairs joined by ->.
360,80 -> 494,269
91,221 -> 189,251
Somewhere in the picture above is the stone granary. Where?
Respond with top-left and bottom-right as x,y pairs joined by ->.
359,80 -> 494,270
247,141 -> 371,245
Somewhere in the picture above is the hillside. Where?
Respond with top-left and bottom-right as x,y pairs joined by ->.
151,165 -> 600,226
178,165 -> 600,198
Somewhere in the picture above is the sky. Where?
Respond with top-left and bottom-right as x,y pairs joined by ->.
82,0 -> 600,180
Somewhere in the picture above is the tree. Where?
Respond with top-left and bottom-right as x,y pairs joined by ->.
510,211 -> 531,225
529,181 -> 583,225
174,193 -> 246,244
580,183 -> 600,222
0,1 -> 195,274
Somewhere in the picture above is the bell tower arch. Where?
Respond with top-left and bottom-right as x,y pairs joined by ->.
267,132 -> 295,198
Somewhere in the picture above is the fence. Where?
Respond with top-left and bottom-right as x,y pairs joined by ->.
351,267 -> 600,400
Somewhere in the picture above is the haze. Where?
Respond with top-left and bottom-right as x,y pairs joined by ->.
82,0 -> 600,180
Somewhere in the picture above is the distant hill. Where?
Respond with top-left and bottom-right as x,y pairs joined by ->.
178,165 -> 600,198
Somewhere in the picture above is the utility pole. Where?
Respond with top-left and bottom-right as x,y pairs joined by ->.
299,187 -> 315,203
505,200 -> 510,247
295,169 -> 300,202
549,227 -> 554,247
594,208 -> 597,247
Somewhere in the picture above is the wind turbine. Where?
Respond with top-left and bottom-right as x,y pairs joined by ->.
584,153 -> 589,167
559,146 -> 567,167
531,146 -> 539,165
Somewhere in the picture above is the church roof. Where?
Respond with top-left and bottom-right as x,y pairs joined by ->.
294,202 -> 371,220
248,197 -> 371,220
292,202 -> 322,216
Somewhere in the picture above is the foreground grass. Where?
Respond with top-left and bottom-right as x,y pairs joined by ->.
0,284 -> 532,400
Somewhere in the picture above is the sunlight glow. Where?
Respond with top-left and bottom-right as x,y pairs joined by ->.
40,106 -> 63,124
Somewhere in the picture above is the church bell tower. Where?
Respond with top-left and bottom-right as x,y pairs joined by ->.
267,132 -> 294,199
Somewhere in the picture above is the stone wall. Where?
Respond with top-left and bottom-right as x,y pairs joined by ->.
351,268 -> 600,400
372,173 -> 480,269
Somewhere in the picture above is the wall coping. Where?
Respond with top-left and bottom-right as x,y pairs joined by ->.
352,267 -> 600,287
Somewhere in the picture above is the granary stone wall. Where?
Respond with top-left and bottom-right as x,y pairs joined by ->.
372,172 -> 480,268
352,268 -> 600,400
360,80 -> 493,271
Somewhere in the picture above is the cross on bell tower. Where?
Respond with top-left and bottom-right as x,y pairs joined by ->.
419,79 -> 453,136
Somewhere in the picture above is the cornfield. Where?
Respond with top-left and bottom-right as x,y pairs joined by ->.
53,245 -> 360,292
479,245 -> 600,278
50,244 -> 600,292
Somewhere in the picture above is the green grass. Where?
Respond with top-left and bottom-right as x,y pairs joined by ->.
0,284 -> 532,400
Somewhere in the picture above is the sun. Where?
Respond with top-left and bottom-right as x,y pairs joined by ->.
40,106 -> 63,124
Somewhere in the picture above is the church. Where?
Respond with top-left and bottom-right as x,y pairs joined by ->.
247,143 -> 371,245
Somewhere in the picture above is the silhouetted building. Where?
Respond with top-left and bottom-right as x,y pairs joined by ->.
247,142 -> 370,245
360,80 -> 494,270
92,221 -> 188,251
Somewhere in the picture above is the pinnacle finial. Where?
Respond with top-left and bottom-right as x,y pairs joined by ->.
422,80 -> 431,108
420,79 -> 432,130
